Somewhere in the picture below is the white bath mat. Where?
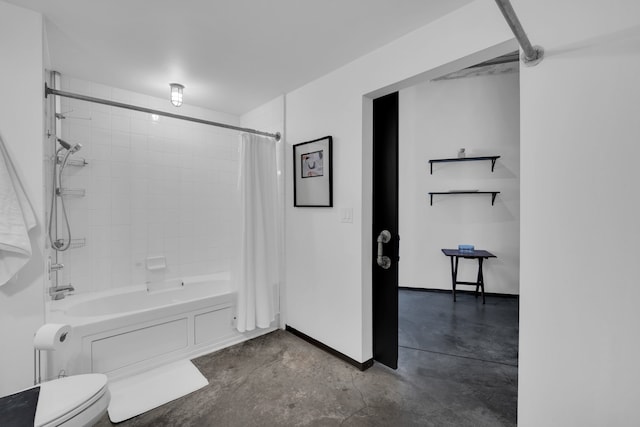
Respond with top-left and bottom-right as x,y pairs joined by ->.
107,359 -> 208,423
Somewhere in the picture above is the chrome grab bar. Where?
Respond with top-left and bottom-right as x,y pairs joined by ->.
377,230 -> 392,269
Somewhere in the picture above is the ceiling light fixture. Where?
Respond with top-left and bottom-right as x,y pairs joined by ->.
169,83 -> 184,107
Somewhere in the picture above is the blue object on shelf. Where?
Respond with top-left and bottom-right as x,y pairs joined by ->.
458,244 -> 475,252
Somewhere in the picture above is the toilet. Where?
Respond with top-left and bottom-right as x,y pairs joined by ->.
34,374 -> 110,427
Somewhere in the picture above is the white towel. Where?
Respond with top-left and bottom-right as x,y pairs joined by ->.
0,135 -> 36,286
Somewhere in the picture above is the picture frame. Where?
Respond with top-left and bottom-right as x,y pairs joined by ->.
293,136 -> 333,207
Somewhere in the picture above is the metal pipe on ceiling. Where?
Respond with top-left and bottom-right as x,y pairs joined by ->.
494,0 -> 544,66
44,84 -> 281,141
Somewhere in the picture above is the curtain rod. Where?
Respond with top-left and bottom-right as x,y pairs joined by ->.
44,84 -> 281,141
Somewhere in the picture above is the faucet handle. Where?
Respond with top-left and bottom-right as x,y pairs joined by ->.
50,263 -> 64,272
48,257 -> 64,281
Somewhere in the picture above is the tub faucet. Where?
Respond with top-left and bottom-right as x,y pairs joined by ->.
49,285 -> 75,300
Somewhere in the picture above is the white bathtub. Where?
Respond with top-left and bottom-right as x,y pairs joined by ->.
63,279 -> 229,318
45,275 -> 276,381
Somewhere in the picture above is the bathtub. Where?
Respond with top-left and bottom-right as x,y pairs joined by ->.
45,274 -> 277,381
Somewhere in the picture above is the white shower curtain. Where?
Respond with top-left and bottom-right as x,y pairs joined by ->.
234,133 -> 281,332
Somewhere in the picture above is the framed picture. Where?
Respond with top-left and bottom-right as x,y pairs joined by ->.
293,136 -> 333,207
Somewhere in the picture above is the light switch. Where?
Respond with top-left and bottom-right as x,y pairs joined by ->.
341,208 -> 353,223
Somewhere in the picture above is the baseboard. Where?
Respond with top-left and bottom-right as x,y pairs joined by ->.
285,325 -> 373,371
398,286 -> 519,299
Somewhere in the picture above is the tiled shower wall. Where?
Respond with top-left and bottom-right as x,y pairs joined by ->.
54,77 -> 241,294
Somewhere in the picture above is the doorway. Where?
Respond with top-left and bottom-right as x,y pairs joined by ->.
371,52 -> 521,383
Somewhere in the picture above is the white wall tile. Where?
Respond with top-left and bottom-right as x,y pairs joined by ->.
68,122 -> 91,143
111,116 -> 131,134
90,232 -> 111,260
111,130 -> 131,148
91,111 -> 111,130
89,207 -> 111,227
92,258 -> 112,289
111,201 -> 131,225
131,118 -> 149,136
88,194 -> 110,211
110,225 -> 131,242
69,78 -> 91,95
58,76 -> 240,293
91,82 -> 111,99
92,142 -> 112,161
91,127 -> 111,148
111,87 -> 131,104
147,235 -> 164,253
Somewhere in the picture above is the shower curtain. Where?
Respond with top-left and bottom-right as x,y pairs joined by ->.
234,133 -> 281,332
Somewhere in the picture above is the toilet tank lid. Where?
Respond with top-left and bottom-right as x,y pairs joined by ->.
34,374 -> 108,425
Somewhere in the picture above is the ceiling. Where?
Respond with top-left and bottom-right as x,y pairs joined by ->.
7,0 -> 473,115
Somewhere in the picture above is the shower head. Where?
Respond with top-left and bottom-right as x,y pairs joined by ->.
57,138 -> 82,153
69,143 -> 83,154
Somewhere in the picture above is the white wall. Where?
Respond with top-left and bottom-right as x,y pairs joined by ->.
284,0 -> 640,423
0,1 -> 45,396
284,1 -> 514,363
399,72 -> 520,294
516,0 -> 640,425
6,0 -> 636,421
56,77 -> 241,293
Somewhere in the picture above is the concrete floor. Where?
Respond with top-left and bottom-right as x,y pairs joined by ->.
96,290 -> 518,426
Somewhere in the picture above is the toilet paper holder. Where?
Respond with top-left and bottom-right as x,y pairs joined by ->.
33,324 -> 70,385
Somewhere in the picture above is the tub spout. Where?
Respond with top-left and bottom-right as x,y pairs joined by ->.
49,285 -> 75,300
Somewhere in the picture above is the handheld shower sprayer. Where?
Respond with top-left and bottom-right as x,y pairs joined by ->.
57,138 -> 82,154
